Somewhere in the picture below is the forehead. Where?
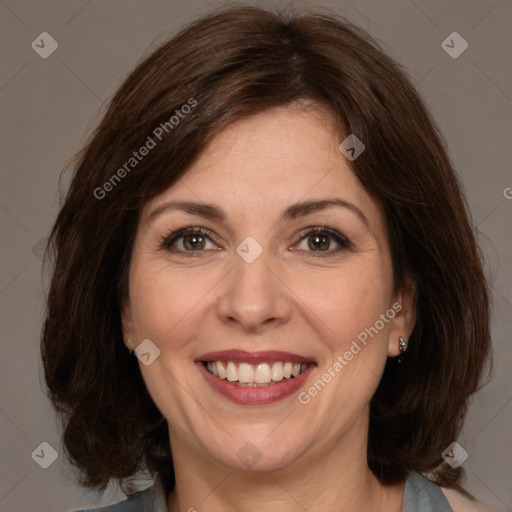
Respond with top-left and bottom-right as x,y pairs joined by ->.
141,104 -> 381,232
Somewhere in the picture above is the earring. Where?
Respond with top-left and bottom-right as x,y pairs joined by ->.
127,338 -> 135,355
398,337 -> 408,363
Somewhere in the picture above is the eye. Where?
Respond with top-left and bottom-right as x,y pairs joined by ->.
294,226 -> 352,256
161,225 -> 352,258
161,227 -> 219,256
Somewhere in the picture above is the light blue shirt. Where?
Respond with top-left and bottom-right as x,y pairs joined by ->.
75,471 -> 452,511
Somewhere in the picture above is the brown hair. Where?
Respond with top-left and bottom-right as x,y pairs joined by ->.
41,4 -> 491,497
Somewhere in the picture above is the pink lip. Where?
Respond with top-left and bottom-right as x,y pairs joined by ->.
197,349 -> 315,365
195,350 -> 316,406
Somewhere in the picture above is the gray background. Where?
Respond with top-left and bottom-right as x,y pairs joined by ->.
0,0 -> 510,511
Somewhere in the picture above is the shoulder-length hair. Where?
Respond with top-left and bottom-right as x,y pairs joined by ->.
41,5 -> 491,496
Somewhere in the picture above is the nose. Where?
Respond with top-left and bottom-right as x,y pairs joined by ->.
216,254 -> 292,334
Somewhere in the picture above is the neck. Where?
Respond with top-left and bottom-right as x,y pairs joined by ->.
166,421 -> 404,512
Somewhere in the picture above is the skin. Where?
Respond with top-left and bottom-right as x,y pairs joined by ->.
121,101 -> 417,512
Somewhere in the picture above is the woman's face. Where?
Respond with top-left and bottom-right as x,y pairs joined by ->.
122,103 -> 415,473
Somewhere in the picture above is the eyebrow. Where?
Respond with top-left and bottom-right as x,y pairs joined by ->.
147,198 -> 370,230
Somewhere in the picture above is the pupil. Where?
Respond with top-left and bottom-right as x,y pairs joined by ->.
310,234 -> 329,251
185,234 -> 204,250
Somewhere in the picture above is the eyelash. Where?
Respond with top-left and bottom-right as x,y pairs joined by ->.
161,226 -> 352,258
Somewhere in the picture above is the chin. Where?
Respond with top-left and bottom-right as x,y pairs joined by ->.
201,428 -> 311,473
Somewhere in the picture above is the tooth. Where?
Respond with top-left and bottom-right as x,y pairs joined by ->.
211,360 -> 308,382
254,363 -> 272,383
238,363 -> 255,383
216,361 -> 227,379
226,361 -> 238,381
271,362 -> 284,381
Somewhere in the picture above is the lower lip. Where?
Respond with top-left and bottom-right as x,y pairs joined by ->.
196,362 -> 315,405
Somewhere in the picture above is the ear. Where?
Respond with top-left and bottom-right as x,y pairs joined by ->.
387,275 -> 417,357
120,295 -> 135,352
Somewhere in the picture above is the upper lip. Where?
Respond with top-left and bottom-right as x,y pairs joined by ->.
197,349 -> 316,364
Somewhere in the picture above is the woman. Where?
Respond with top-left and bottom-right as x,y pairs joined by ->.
41,5 -> 493,511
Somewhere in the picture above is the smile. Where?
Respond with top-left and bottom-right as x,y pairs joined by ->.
204,361 -> 309,386
196,350 -> 316,405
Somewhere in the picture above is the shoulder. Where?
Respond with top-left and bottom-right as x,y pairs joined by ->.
73,486 -> 151,512
73,476 -> 167,512
403,472 -> 495,512
441,487 -> 497,512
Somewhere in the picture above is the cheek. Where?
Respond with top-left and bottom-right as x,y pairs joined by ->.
298,257 -> 393,349
128,261 -> 218,346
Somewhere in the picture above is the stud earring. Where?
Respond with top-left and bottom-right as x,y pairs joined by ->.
127,338 -> 135,355
398,337 -> 408,363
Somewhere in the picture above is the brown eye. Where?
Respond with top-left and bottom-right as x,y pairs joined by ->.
307,233 -> 331,251
295,227 -> 352,256
162,227 -> 217,255
182,233 -> 206,250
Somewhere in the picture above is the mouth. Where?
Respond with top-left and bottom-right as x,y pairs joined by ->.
196,350 -> 316,405
203,360 -> 309,386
